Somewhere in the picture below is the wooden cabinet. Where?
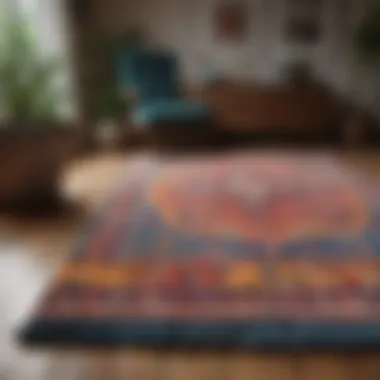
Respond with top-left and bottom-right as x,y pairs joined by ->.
191,82 -> 341,134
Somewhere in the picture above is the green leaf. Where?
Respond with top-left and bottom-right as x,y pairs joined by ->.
0,6 -> 62,124
354,6 -> 380,63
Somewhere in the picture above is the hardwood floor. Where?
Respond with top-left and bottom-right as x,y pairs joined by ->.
0,150 -> 379,380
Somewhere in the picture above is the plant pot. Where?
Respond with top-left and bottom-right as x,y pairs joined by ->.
0,123 -> 81,212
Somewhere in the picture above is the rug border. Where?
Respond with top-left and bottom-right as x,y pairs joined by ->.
19,319 -> 380,349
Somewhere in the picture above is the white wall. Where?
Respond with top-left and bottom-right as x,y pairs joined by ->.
95,0 -> 377,112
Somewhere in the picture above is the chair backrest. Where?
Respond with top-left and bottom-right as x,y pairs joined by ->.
118,45 -> 142,89
118,48 -> 180,103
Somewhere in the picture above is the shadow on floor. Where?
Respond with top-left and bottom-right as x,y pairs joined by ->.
0,196 -> 88,224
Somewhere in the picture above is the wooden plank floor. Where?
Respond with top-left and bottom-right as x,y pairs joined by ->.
0,150 -> 379,380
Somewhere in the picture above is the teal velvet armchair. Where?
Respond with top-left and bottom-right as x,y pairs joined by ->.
118,48 -> 212,142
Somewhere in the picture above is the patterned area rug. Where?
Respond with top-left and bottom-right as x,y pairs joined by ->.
20,153 -> 380,348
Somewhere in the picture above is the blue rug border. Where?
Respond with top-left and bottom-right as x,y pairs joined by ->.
19,319 -> 380,349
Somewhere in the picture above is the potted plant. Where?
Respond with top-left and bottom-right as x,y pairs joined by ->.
354,5 -> 380,102
354,6 -> 380,64
343,6 -> 380,146
0,8 -> 79,211
93,74 -> 126,150
92,32 -> 141,150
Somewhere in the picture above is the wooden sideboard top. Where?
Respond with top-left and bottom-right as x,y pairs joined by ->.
187,81 -> 341,132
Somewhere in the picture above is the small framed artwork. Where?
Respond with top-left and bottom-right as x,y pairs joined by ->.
214,2 -> 249,42
287,0 -> 321,10
286,16 -> 321,43
286,0 -> 322,44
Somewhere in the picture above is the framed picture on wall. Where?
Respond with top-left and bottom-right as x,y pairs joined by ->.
286,16 -> 320,43
287,0 -> 321,10
286,0 -> 322,44
214,2 -> 249,42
